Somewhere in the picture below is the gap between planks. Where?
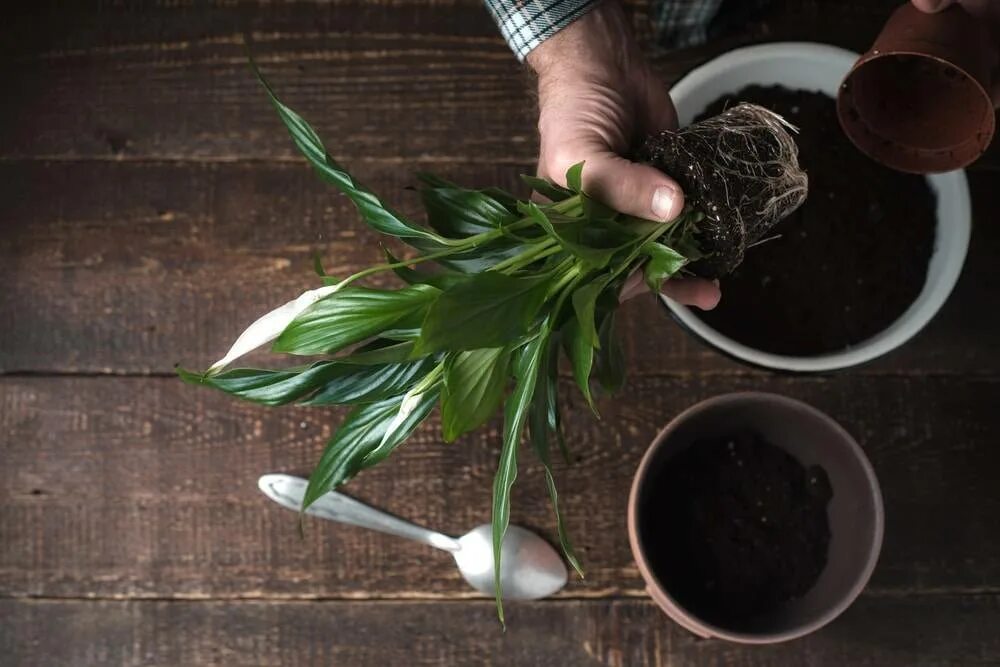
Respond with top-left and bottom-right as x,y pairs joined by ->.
4,370 -> 1000,380
3,587 -> 1000,604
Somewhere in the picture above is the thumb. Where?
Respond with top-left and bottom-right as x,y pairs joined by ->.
911,0 -> 956,12
580,151 -> 685,222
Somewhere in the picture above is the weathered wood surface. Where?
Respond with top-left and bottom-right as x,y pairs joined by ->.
4,374 -> 998,599
3,0 -> 1000,665
3,597 -> 999,667
1,163 -> 997,374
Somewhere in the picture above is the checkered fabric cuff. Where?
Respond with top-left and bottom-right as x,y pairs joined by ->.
653,0 -> 724,49
484,0 -> 599,62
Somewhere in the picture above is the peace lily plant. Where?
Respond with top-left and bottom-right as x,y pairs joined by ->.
181,58 -> 806,625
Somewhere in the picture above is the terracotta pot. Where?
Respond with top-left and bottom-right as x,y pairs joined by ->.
837,3 -> 995,173
627,393 -> 884,643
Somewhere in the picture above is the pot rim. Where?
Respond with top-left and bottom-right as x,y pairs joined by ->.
663,42 -> 971,373
626,391 -> 885,644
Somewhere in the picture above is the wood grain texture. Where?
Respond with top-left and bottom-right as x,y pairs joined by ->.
3,0 -> 999,664
0,1 -> 896,162
2,596 -> 999,667
3,374 -> 999,599
1,162 -> 997,374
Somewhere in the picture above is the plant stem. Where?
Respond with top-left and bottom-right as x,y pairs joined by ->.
331,217 -> 545,290
490,238 -> 561,273
546,261 -> 582,299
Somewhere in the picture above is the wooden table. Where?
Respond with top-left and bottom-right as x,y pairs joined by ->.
2,1 -> 999,665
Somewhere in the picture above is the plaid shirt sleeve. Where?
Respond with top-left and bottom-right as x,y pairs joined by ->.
483,0 -> 600,62
652,0 -> 723,49
484,0 -> 725,61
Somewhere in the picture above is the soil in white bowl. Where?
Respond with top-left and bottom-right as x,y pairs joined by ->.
691,85 -> 937,356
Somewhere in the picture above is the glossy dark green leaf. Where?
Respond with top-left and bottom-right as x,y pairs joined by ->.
415,272 -> 551,355
481,187 -> 521,211
543,337 -> 571,464
520,174 -> 574,202
441,347 -> 512,442
178,355 -> 433,407
303,359 -> 434,406
565,161 -> 584,193
312,252 -> 328,277
251,59 -> 449,248
641,241 -> 688,292
570,279 -> 606,349
301,386 -> 440,510
493,329 -> 548,625
409,235 -> 528,274
274,285 -> 439,356
383,247 -> 466,291
415,172 -> 458,189
581,193 -> 617,221
561,316 -> 596,414
594,311 -> 626,393
421,187 -> 515,238
520,202 -> 636,268
529,346 -> 583,578
343,339 -> 419,364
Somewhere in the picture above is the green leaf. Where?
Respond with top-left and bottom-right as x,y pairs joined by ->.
178,358 -> 431,407
345,340 -> 419,364
520,202 -> 636,269
481,187 -> 521,211
594,311 -> 626,393
409,235 -> 528,274
415,172 -> 459,189
493,328 -> 548,626
302,386 -> 440,510
570,279 -> 606,349
441,347 -> 512,442
274,284 -> 439,356
415,272 -> 551,355
561,316 -> 596,414
542,338 -> 571,464
382,247 -> 466,291
303,359 -> 435,406
641,241 -> 688,292
421,187 -> 515,238
565,161 -> 584,193
520,174 -> 574,202
250,58 -> 449,248
529,346 -> 583,578
312,252 -> 328,277
581,193 -> 617,221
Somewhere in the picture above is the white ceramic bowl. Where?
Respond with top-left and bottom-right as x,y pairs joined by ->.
664,42 -> 971,372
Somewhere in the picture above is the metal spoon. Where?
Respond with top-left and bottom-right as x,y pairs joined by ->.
258,474 -> 568,599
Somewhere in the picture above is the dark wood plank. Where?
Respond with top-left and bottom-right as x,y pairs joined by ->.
0,1 -> 911,163
1,163 -> 997,375
3,374 -> 999,598
2,596 -> 998,667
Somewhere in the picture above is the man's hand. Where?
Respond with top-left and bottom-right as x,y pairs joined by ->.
911,0 -> 1000,104
526,1 -> 721,310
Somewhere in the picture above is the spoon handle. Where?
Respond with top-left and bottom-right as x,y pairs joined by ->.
259,474 -> 461,552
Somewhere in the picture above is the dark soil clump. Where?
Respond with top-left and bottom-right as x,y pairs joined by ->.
640,433 -> 832,624
640,103 -> 807,277
692,85 -> 937,355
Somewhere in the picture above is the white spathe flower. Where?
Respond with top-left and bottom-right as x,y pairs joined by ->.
208,283 -> 343,374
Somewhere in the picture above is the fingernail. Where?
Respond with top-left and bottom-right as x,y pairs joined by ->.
652,186 -> 679,221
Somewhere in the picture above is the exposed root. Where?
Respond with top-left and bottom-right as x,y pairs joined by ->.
640,103 -> 808,277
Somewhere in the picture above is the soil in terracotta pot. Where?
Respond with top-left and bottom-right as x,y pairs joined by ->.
690,85 -> 937,355
641,432 -> 833,624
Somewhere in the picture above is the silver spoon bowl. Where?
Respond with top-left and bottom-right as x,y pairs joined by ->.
258,474 -> 568,599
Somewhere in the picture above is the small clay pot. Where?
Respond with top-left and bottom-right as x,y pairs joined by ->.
627,393 -> 884,644
837,3 -> 995,173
